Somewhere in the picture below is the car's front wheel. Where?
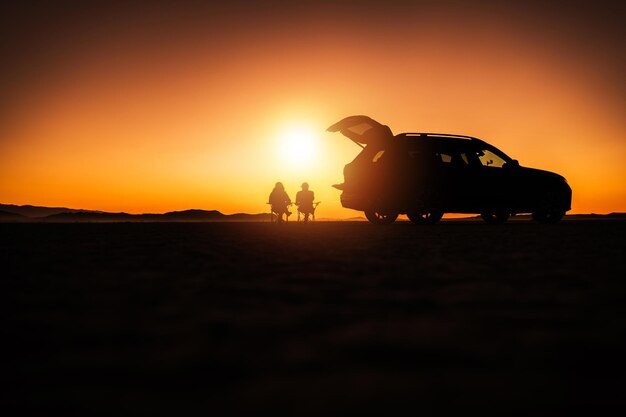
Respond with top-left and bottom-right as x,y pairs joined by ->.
532,210 -> 564,224
532,192 -> 565,223
481,211 -> 510,224
407,210 -> 443,225
364,210 -> 398,224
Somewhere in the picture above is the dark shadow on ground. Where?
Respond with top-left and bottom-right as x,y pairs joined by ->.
3,221 -> 626,414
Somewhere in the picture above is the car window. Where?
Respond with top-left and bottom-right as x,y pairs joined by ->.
436,153 -> 452,163
346,122 -> 376,136
477,149 -> 507,168
435,152 -> 471,167
408,150 -> 438,166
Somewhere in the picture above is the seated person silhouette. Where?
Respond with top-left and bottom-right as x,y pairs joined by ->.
296,182 -> 315,222
269,182 -> 292,223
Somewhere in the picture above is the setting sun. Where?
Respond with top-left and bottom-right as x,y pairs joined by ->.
277,123 -> 319,168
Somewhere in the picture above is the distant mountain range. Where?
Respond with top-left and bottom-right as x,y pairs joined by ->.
1,203 -> 625,222
0,204 -> 271,222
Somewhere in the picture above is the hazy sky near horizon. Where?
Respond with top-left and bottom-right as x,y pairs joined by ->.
1,1 -> 625,216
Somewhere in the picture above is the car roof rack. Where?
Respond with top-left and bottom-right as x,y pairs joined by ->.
401,132 -> 482,141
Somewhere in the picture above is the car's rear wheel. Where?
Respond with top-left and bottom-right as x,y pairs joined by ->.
481,211 -> 510,224
364,210 -> 398,224
407,210 -> 443,224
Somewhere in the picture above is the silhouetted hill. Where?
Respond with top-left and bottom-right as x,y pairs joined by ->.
568,212 -> 626,219
161,209 -> 225,221
41,210 -> 264,222
444,213 -> 626,221
0,203 -> 100,218
3,207 -> 270,222
153,210 -> 269,222
1,203 -> 625,222
0,204 -> 271,222
226,213 -> 272,221
0,210 -> 26,220
44,211 -> 136,222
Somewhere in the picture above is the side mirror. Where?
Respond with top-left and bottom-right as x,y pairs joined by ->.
504,160 -> 519,169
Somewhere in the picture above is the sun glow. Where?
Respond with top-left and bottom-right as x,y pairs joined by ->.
277,123 -> 319,168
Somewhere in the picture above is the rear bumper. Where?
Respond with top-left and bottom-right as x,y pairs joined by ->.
340,192 -> 369,212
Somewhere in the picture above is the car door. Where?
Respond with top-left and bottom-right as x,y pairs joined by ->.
435,148 -> 480,211
454,149 -> 483,210
473,148 -> 516,210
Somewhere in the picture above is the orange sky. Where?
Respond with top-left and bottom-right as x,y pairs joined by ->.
1,1 -> 625,217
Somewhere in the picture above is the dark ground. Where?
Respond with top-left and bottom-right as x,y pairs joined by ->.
3,221 -> 626,415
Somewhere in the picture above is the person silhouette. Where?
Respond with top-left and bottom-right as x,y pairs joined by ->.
269,182 -> 292,223
296,182 -> 315,222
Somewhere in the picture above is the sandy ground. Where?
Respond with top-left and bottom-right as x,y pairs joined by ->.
3,221 -> 626,414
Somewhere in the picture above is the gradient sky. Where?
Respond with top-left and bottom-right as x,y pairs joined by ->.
1,1 -> 625,217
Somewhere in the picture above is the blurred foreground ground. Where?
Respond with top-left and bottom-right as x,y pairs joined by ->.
3,221 -> 626,414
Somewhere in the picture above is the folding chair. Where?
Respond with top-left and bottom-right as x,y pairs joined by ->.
297,202 -> 321,222
267,203 -> 292,224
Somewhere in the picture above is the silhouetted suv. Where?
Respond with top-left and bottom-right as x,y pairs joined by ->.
328,116 -> 572,224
